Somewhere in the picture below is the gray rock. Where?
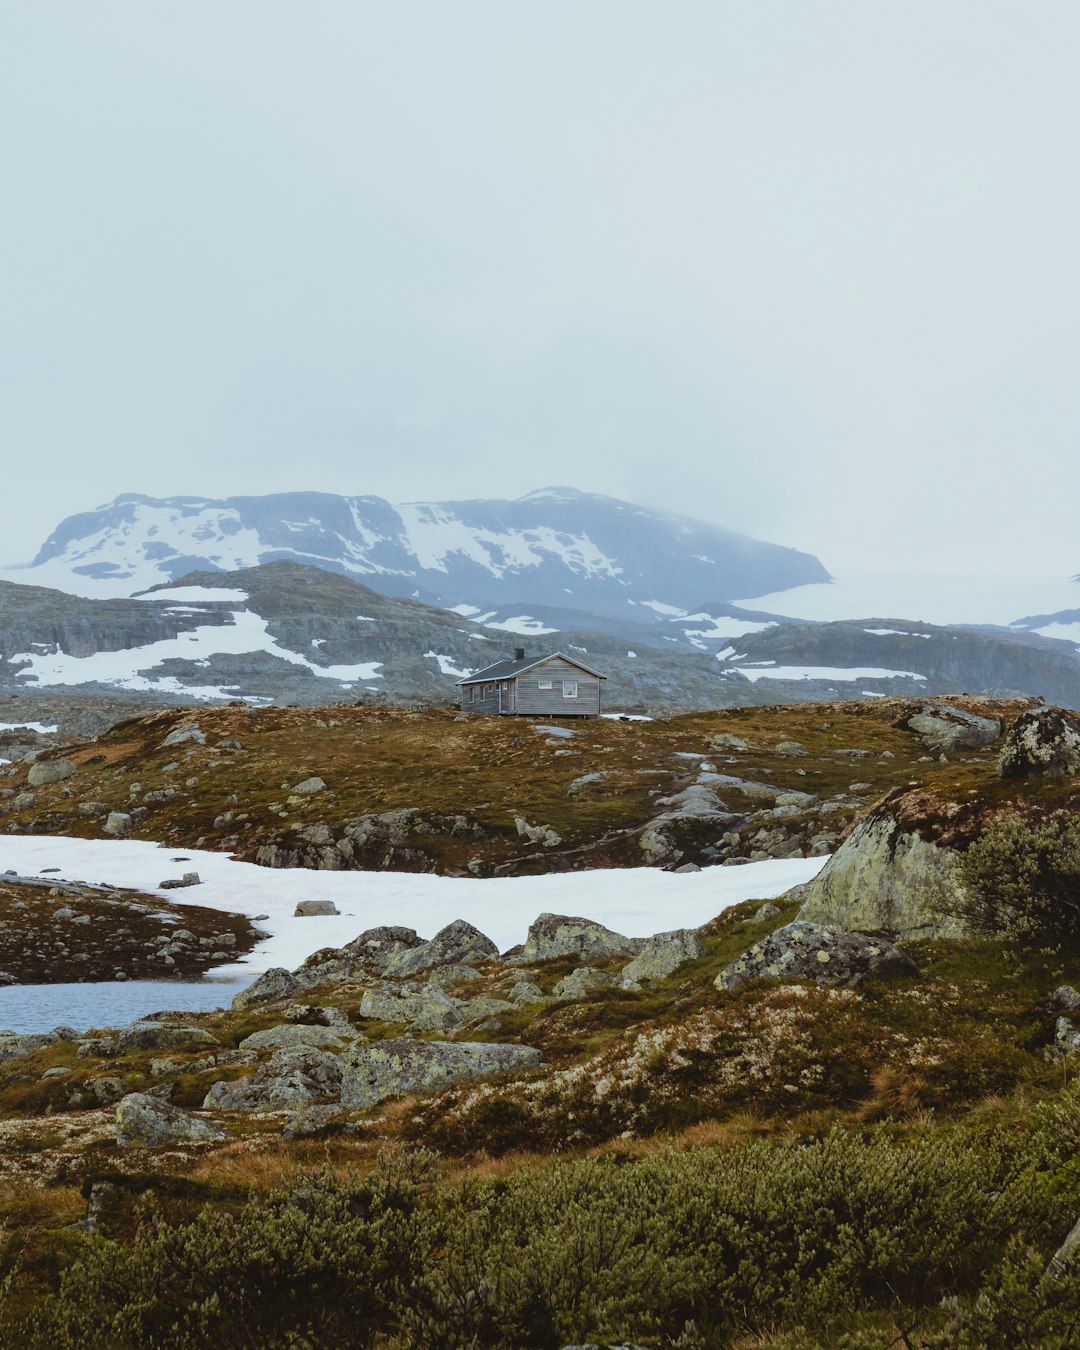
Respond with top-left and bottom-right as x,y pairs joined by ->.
999,707 -> 1080,779
905,705 -> 1001,755
294,899 -> 340,917
775,741 -> 808,756
620,928 -> 704,985
281,1104 -> 351,1141
159,725 -> 206,748
27,758 -> 77,787
516,912 -> 637,964
552,967 -> 619,1001
340,925 -> 423,970
383,919 -> 499,976
798,796 -> 969,941
506,979 -> 546,1004
116,1092 -> 226,1147
717,920 -> 918,990
159,871 -> 201,889
239,1024 -> 350,1052
292,777 -> 327,795
514,817 -> 562,847
567,772 -> 606,795
754,902 -> 782,922
339,1038 -> 541,1109
1053,985 -> 1080,1012
103,811 -> 131,837
117,1022 -> 219,1053
0,1030 -> 58,1064
359,985 -> 465,1032
709,733 -> 749,751
231,967 -> 303,1010
204,1047 -> 343,1112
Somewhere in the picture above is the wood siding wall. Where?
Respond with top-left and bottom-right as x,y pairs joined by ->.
459,657 -> 601,717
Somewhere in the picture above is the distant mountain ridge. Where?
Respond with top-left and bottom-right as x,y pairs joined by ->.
14,486 -> 829,616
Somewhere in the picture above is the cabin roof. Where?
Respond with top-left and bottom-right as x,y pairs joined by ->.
455,651 -> 607,686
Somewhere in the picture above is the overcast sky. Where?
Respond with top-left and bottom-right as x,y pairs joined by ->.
3,3 -> 1079,576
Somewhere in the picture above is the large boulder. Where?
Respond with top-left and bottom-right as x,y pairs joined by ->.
117,1022 -> 219,1053
0,1031 -> 59,1064
514,913 -> 638,964
340,925 -> 423,970
999,707 -> 1080,779
238,1023 -> 350,1052
717,920 -> 918,990
620,929 -> 704,986
27,758 -> 77,787
359,985 -> 465,1032
339,1038 -> 541,1109
204,1047 -> 343,1112
116,1092 -> 226,1147
382,920 -> 498,976
232,967 -> 304,1010
903,704 -> 1001,755
798,791 -> 969,940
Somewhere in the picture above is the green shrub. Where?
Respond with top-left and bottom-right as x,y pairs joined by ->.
957,814 -> 1080,943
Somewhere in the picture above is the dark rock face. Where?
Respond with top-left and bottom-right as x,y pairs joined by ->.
998,707 -> 1080,778
716,920 -> 918,990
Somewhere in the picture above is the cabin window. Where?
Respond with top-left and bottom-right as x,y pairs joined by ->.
562,681 -> 578,698
538,680 -> 553,690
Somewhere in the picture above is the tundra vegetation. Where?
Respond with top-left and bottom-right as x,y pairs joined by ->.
2,697 -> 1080,1346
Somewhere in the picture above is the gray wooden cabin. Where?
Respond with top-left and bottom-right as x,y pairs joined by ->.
456,649 -> 606,717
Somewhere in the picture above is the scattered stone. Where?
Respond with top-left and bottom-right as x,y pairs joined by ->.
514,817 -> 562,847
231,967 -> 303,1010
710,734 -> 749,751
292,777 -> 327,795
103,811 -> 131,837
775,741 -> 808,757
159,725 -> 206,748
552,967 -> 619,1001
717,920 -> 918,990
159,872 -> 201,889
116,1092 -> 226,1147
905,705 -> 1001,755
754,902 -> 782,922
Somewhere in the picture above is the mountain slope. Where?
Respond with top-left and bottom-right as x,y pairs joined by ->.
9,486 -> 830,615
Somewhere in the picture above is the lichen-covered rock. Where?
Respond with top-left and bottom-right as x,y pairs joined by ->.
27,758 -> 77,787
620,928 -> 704,986
103,811 -> 131,837
231,967 -> 304,1010
280,1104 -> 351,1141
117,1022 -> 219,1053
716,920 -> 918,990
798,795 -> 968,940
339,1038 -> 542,1109
515,912 -> 638,964
0,1031 -> 59,1064
999,707 -> 1080,779
382,919 -> 498,976
904,704 -> 1001,755
294,899 -> 339,916
358,985 -> 465,1032
552,967 -> 619,1001
116,1092 -> 226,1147
291,777 -> 327,795
238,1023 -> 350,1052
340,925 -> 423,969
203,1047 -> 343,1112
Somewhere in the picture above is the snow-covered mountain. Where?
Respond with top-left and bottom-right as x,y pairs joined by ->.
6,487 -> 829,617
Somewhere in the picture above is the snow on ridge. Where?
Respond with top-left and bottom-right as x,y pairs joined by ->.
142,586 -> 249,604
426,651 -> 474,678
728,664 -> 927,684
9,609 -> 384,696
481,615 -> 559,636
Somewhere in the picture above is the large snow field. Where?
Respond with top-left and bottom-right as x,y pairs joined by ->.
0,836 -> 827,978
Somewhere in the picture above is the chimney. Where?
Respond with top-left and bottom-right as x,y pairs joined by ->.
514,647 -> 526,662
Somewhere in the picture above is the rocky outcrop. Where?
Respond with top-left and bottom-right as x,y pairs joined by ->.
620,928 -> 704,986
27,758 -> 76,787
116,1092 -> 226,1146
998,707 -> 1080,778
116,1022 -> 219,1053
717,920 -> 918,990
382,919 -> 498,976
204,1047 -> 344,1112
238,1023 -> 350,1052
798,792 -> 969,940
903,704 -> 1001,755
514,913 -> 638,964
338,1038 -> 541,1109
231,967 -> 304,1010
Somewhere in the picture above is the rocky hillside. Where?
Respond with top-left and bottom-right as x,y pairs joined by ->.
0,694 -> 1041,878
8,485 -> 830,615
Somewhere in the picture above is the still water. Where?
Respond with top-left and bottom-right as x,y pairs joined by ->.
0,980 -> 252,1034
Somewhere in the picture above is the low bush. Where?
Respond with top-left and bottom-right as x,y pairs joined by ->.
957,813 -> 1080,943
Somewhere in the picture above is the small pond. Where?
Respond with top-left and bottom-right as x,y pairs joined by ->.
0,979 -> 252,1035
